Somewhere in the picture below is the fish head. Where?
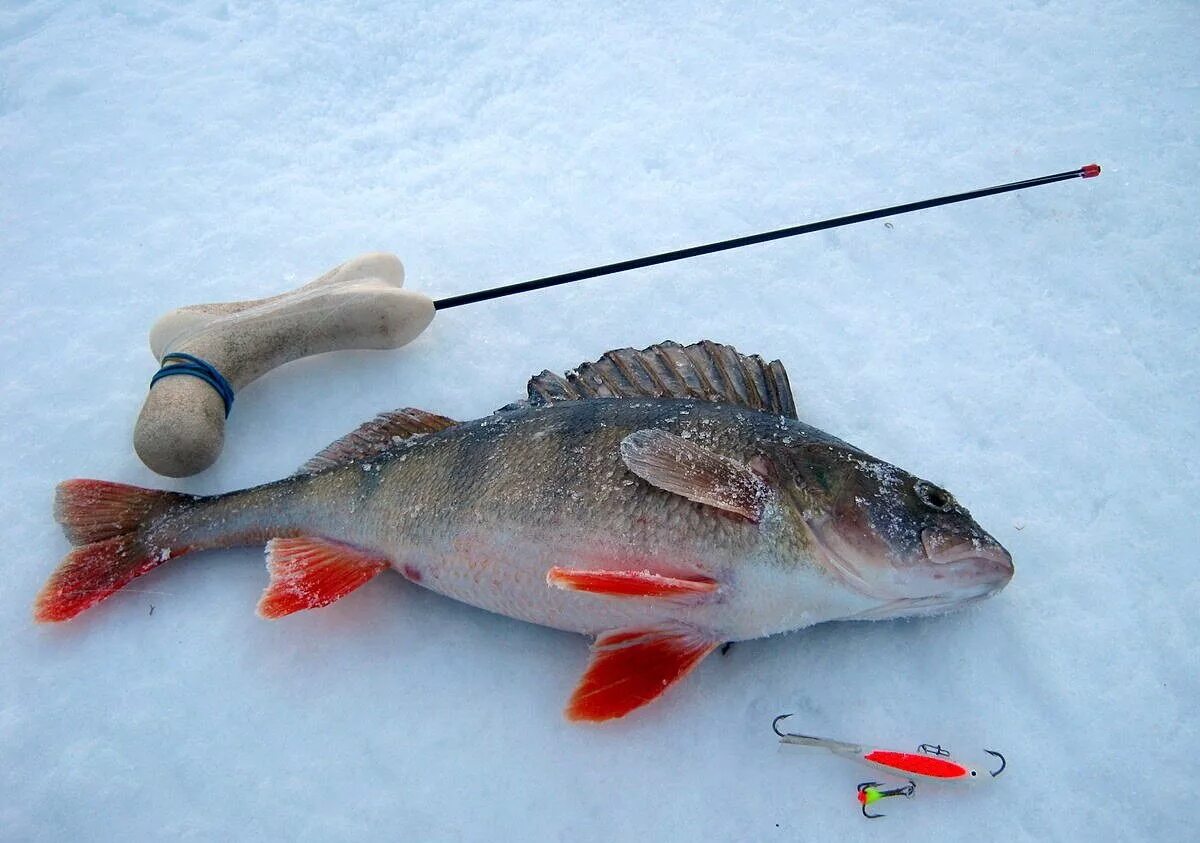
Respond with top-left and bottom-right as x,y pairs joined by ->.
779,443 -> 1013,619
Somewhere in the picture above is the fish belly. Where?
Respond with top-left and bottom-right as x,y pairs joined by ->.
381,529 -> 723,635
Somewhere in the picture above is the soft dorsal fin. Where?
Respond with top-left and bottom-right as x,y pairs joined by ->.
296,408 -> 457,475
525,341 -> 796,418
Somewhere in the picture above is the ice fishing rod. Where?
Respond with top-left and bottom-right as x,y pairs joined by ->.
135,163 -> 1100,478
433,163 -> 1101,309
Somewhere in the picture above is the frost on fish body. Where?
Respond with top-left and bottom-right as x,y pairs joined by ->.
37,341 -> 1013,721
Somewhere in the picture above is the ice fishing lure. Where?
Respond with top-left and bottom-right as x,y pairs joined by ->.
773,714 -> 1006,817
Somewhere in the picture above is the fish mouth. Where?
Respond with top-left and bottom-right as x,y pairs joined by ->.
921,528 -> 1014,591
805,518 -> 1014,620
857,529 -> 1013,619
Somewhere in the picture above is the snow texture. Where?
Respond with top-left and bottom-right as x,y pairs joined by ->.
1,1 -> 1196,840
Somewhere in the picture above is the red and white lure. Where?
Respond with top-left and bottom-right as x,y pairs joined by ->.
772,714 -> 1006,818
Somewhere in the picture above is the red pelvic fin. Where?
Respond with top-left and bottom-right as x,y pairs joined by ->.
257,537 -> 391,619
566,626 -> 719,722
547,567 -> 717,601
36,479 -> 189,622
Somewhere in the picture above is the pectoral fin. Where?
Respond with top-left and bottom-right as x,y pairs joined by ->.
257,537 -> 391,619
567,625 -> 719,722
547,567 -> 717,601
620,428 -> 770,522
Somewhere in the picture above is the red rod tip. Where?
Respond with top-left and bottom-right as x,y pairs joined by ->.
1080,163 -> 1101,179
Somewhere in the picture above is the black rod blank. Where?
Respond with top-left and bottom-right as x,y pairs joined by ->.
433,164 -> 1100,310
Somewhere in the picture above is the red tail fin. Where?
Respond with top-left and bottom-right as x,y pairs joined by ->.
36,480 -> 189,623
53,479 -> 186,544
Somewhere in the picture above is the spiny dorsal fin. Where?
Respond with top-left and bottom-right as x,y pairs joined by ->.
296,408 -> 457,475
526,341 -> 796,418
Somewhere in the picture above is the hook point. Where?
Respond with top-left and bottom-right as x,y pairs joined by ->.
772,713 -> 794,738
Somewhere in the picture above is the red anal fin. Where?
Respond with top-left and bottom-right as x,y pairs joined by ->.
257,537 -> 390,619
566,626 -> 719,722
547,567 -> 717,601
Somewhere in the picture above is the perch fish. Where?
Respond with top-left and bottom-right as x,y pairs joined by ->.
35,341 -> 1013,721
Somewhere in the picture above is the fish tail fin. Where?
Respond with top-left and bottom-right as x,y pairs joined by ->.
35,480 -> 194,622
52,479 -> 188,544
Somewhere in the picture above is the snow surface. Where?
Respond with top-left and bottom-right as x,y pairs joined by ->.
2,1 -> 1197,840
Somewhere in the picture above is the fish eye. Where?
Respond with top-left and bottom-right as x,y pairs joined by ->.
916,481 -> 954,512
970,770 -> 977,777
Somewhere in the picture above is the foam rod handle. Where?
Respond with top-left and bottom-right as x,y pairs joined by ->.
134,253 -> 435,477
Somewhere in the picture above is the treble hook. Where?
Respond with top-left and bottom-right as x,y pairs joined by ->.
984,749 -> 1006,777
917,743 -> 951,757
857,780 -> 916,819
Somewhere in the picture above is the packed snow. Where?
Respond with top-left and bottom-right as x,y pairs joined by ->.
2,1 -> 1196,840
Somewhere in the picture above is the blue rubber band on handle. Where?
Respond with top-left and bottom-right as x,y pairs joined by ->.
150,352 -> 235,418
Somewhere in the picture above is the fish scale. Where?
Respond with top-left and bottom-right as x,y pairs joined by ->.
35,341 -> 1013,722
